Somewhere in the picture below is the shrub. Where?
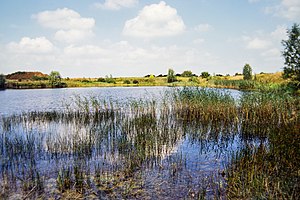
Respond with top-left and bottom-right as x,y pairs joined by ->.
97,78 -> 106,82
189,76 -> 199,83
133,80 -> 139,84
81,79 -> 90,83
181,70 -> 193,77
105,75 -> 116,84
123,80 -> 131,84
201,72 -> 210,78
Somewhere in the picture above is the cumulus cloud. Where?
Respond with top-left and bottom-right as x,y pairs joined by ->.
54,30 -> 94,44
33,8 -> 95,43
271,25 -> 288,40
7,37 -> 54,54
246,38 -> 271,49
261,48 -> 281,59
33,8 -> 95,30
265,0 -> 300,20
94,0 -> 138,10
123,1 -> 185,38
194,24 -> 213,32
243,25 -> 288,51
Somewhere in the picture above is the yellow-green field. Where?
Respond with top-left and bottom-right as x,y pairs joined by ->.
6,72 -> 290,91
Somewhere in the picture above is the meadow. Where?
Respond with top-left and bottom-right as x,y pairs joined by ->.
0,87 -> 299,199
6,72 -> 291,93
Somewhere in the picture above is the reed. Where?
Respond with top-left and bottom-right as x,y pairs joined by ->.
0,88 -> 299,199
225,124 -> 300,199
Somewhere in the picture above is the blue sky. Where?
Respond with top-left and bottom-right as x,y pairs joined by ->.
0,0 -> 299,77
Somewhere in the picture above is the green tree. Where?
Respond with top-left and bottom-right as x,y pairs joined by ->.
167,68 -> 177,83
201,72 -> 210,78
0,74 -> 6,89
282,23 -> 300,82
49,71 -> 62,87
243,64 -> 252,80
181,70 -> 193,77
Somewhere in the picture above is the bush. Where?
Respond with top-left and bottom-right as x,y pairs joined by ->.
81,79 -> 91,83
133,80 -> 139,84
105,75 -> 116,84
97,78 -> 106,82
181,70 -> 193,77
201,72 -> 210,78
123,80 -> 131,84
189,76 -> 199,83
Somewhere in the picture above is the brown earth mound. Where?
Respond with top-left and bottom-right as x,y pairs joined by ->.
6,71 -> 48,80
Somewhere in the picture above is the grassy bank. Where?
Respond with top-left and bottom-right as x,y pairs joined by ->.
5,72 -> 293,93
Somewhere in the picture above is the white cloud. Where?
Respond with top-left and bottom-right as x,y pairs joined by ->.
54,30 -> 94,44
94,0 -> 138,10
246,38 -> 271,49
33,8 -> 95,43
33,8 -> 95,30
261,48 -> 281,59
64,45 -> 108,58
271,25 -> 288,41
194,24 -> 213,32
248,0 -> 261,3
243,26 -> 288,51
7,37 -> 54,54
123,1 -> 185,38
193,38 -> 205,44
265,0 -> 300,20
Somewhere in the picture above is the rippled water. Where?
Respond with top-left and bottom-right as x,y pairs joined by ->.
0,87 -> 243,199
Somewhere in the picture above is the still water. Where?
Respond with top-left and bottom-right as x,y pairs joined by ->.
0,87 -> 168,116
0,87 -> 243,199
0,86 -> 241,116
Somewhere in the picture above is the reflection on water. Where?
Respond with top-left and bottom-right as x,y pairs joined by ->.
0,87 -> 245,199
0,87 -> 241,116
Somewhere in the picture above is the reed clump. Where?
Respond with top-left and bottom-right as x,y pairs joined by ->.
226,124 -> 300,199
172,87 -> 239,127
239,92 -> 299,139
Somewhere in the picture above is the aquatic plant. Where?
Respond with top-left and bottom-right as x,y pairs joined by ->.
0,88 -> 299,199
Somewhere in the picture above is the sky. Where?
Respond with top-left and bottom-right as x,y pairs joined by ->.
0,0 -> 299,77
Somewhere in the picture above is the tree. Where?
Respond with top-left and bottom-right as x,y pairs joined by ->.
181,70 -> 193,77
167,68 -> 177,83
282,23 -> 300,82
243,64 -> 252,80
201,72 -> 210,78
0,74 -> 6,89
49,71 -> 62,87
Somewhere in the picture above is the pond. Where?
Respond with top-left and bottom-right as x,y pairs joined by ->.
0,87 -> 271,199
0,86 -> 242,116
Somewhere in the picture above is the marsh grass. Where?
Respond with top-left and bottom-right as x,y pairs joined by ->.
0,87 -> 299,199
226,124 -> 300,199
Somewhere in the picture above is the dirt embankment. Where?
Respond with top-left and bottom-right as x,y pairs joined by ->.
6,71 -> 48,80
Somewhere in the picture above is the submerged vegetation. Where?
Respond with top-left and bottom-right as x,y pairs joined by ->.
0,87 -> 299,199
